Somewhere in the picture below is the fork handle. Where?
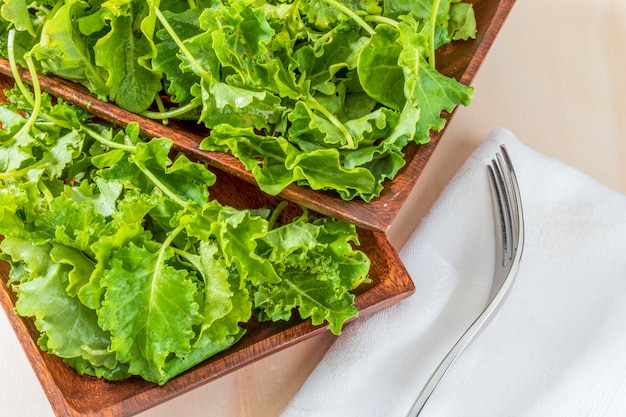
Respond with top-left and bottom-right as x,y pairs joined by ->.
404,277 -> 515,416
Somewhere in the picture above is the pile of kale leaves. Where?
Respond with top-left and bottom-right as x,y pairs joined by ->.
0,0 -> 476,201
0,66 -> 370,384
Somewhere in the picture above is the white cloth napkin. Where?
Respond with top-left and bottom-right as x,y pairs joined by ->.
280,128 -> 626,417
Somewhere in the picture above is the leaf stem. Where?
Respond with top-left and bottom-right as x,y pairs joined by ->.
82,126 -> 137,152
13,53 -> 42,142
153,7 -> 212,84
134,160 -> 187,207
429,0 -> 442,68
151,222 -> 186,309
153,94 -> 169,125
364,15 -> 398,28
6,30 -> 41,140
321,0 -> 376,35
267,201 -> 288,230
171,246 -> 194,265
160,223 -> 185,256
24,53 -> 41,116
306,96 -> 355,149
7,29 -> 84,131
141,101 -> 199,120
7,29 -> 34,107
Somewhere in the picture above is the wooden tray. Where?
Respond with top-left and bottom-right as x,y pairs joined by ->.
0,166 -> 415,417
0,0 -> 515,233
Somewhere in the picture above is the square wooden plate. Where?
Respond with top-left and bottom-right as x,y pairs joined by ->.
0,165 -> 415,417
0,0 -> 515,233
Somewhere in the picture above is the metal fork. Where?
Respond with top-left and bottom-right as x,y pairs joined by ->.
405,144 -> 525,416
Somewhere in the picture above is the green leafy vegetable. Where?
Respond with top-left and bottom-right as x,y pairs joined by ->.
0,66 -> 370,384
0,0 -> 476,202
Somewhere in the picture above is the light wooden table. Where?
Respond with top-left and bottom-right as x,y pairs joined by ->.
1,0 -> 625,415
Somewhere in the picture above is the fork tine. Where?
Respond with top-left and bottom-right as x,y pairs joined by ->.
499,145 -> 523,257
487,162 -> 508,267
487,145 -> 523,304
496,145 -> 524,267
496,152 -> 514,263
489,145 -> 521,269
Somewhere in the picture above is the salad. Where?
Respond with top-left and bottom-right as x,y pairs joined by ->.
0,0 -> 477,201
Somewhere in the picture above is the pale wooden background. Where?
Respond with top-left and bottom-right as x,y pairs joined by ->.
1,0 -> 625,416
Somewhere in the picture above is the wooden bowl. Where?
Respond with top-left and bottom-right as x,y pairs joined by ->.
0,0 -> 515,233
